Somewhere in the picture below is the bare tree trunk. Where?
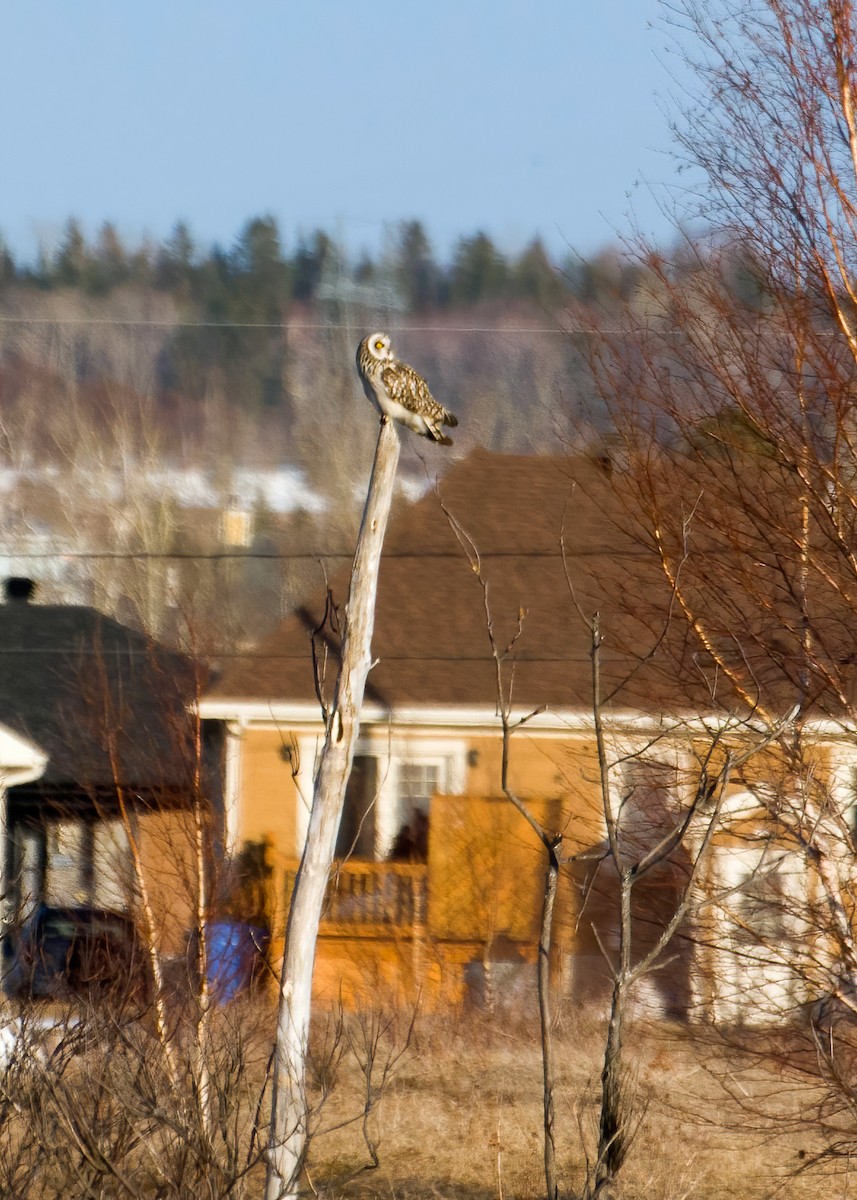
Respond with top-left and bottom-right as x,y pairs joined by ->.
113,784 -> 179,1088
588,611 -> 630,1196
538,837 -> 561,1200
265,419 -> 401,1200
190,702 -> 213,1141
583,612 -> 784,1197
443,507 -> 563,1200
593,878 -> 631,1195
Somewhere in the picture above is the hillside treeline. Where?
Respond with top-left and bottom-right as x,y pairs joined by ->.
0,215 -> 772,646
0,216 -> 772,444
0,216 -> 773,506
0,216 -> 629,643
0,215 -> 643,315
0,215 -> 657,483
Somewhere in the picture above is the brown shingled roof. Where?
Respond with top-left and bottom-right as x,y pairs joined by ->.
209,449 -> 698,714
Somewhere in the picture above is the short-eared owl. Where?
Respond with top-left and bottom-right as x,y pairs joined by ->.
356,331 -> 458,446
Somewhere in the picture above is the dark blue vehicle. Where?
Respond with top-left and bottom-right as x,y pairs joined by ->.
2,904 -> 149,1005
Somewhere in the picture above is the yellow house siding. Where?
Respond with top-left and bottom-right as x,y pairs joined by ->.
137,808 -> 196,957
239,727 -> 302,860
448,732 -> 606,853
428,793 -> 559,943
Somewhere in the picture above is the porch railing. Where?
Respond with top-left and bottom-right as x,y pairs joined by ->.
284,860 -> 427,931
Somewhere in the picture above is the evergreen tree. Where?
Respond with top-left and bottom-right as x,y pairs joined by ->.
162,219 -> 291,412
230,215 -> 290,406
353,254 -> 376,285
155,220 -> 196,292
55,218 -> 89,288
291,230 -> 336,302
564,248 -> 626,306
513,237 -> 564,307
394,220 -> 441,311
89,221 -> 129,292
449,231 -> 509,305
0,234 -> 17,289
129,235 -> 155,288
231,214 -> 289,317
232,215 -> 283,277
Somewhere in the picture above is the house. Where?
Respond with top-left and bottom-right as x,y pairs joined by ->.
0,578 -> 205,960
200,451 -> 857,1020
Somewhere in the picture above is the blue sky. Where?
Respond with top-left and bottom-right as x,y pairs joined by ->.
0,1 -> 693,265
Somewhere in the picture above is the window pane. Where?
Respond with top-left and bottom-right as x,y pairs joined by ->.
390,760 -> 440,861
45,821 -> 87,907
399,761 -> 440,808
93,821 -> 131,910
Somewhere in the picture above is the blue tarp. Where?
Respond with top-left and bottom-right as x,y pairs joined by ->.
205,920 -> 268,1003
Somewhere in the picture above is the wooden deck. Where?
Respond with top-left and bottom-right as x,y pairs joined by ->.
283,860 -> 427,935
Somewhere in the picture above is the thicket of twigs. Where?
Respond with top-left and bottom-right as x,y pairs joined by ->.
0,992 -> 844,1200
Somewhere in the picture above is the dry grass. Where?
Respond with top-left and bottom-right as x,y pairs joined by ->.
305,1005 -> 847,1200
0,996 -> 851,1198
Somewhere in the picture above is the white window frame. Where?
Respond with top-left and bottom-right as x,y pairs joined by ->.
713,839 -> 807,1023
377,737 -> 466,858
294,733 -> 324,854
824,740 -> 857,850
293,733 -> 467,859
607,738 -> 694,849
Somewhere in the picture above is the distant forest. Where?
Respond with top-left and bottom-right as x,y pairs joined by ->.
0,215 -> 766,643
0,215 -> 644,316
0,214 -> 768,476
0,215 -> 667,491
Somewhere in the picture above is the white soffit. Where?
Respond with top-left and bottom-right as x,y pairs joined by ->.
197,699 -> 808,740
0,723 -> 48,783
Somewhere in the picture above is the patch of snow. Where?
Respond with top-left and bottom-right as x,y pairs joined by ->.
0,1012 -> 79,1069
396,474 -> 436,502
141,465 -> 327,513
145,468 -> 219,508
0,463 -> 327,514
232,466 -> 326,514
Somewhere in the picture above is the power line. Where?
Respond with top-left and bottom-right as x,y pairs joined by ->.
0,548 -> 651,562
0,315 -> 599,334
0,647 -> 635,664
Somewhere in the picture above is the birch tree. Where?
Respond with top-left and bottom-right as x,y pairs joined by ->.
575,0 -> 857,1162
265,419 -> 401,1200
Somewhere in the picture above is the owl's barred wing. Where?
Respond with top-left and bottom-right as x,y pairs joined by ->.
358,334 -> 458,444
380,362 -> 438,413
381,362 -> 457,425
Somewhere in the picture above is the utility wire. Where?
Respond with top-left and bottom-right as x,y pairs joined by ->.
0,548 -> 651,562
0,315 -> 606,334
0,648 -> 639,663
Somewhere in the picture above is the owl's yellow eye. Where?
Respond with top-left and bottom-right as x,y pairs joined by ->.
374,340 -> 385,351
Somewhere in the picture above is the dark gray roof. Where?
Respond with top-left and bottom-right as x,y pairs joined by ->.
0,600 -> 196,793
